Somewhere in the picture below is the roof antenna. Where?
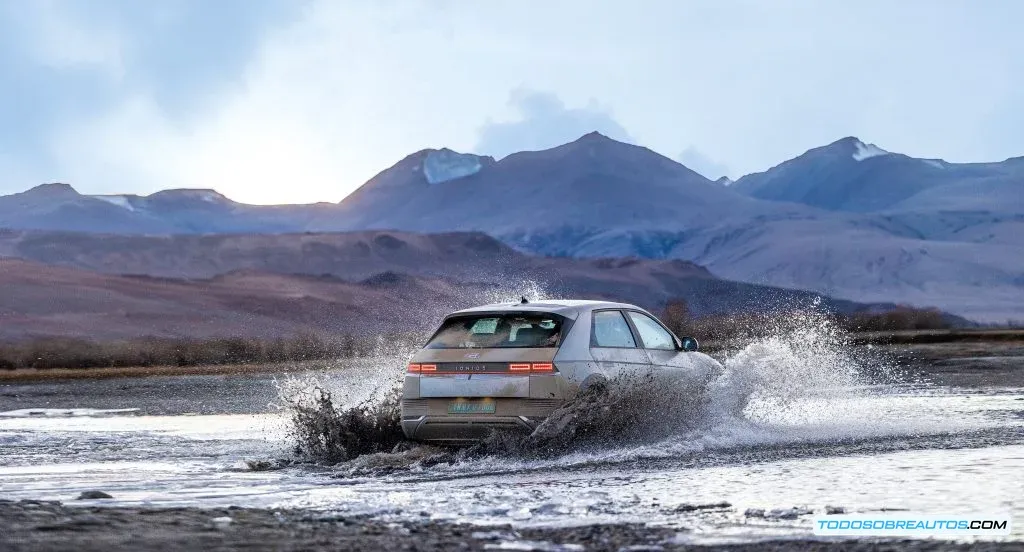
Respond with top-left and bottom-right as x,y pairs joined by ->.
520,296 -> 529,304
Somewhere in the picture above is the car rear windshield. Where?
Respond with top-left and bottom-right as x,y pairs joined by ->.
425,313 -> 567,349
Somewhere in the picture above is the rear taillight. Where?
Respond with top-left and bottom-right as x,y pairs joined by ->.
410,362 -> 554,374
509,362 -> 555,373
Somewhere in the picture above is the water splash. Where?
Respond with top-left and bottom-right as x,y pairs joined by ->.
277,304 -> 973,473
709,308 -> 863,424
475,279 -> 549,306
273,339 -> 418,465
285,384 -> 404,464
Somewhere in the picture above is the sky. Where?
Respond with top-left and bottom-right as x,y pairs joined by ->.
1,0 -> 1022,204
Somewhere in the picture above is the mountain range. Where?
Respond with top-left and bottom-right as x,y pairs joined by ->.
0,231 -> 878,341
1,133 -> 1021,323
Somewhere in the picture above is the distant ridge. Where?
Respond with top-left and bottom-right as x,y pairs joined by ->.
1,133 -> 1021,322
0,229 -> 884,341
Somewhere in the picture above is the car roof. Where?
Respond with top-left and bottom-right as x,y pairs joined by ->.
448,299 -> 641,318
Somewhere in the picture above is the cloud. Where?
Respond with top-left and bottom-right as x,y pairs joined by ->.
677,146 -> 730,180
475,89 -> 633,159
5,1 -> 1024,203
0,0 -> 305,199
12,0 -> 125,76
14,1 -> 529,204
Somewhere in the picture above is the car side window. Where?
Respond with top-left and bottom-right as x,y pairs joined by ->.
591,310 -> 637,348
627,311 -> 676,350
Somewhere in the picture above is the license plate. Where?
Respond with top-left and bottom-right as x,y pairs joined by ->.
448,400 -> 496,414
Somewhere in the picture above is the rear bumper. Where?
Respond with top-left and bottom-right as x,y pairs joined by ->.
401,415 -> 541,444
400,397 -> 562,444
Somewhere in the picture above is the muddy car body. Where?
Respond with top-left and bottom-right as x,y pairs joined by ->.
401,300 -> 722,444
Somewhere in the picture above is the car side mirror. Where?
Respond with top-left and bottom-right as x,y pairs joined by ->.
678,336 -> 699,352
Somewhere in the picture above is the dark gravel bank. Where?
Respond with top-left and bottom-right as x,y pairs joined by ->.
0,500 -> 1014,552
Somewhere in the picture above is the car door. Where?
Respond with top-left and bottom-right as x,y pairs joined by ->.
625,310 -> 691,372
587,309 -> 649,379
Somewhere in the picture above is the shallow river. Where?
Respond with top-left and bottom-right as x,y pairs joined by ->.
1,338 -> 1022,545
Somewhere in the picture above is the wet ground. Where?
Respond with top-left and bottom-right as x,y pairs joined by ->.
1,334 -> 1022,550
9,501 -> 1019,552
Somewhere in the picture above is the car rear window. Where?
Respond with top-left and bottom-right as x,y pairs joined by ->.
425,313 -> 566,349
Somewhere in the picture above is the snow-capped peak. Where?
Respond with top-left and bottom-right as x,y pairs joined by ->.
422,149 -> 482,184
851,139 -> 889,162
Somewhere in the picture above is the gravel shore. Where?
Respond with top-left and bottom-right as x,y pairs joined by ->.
0,500 -> 1014,552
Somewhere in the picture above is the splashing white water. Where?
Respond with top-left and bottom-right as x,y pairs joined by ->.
475,279 -> 549,306
278,297 -> 1006,474
623,314 -> 990,462
709,313 -> 862,424
455,311 -> 997,472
